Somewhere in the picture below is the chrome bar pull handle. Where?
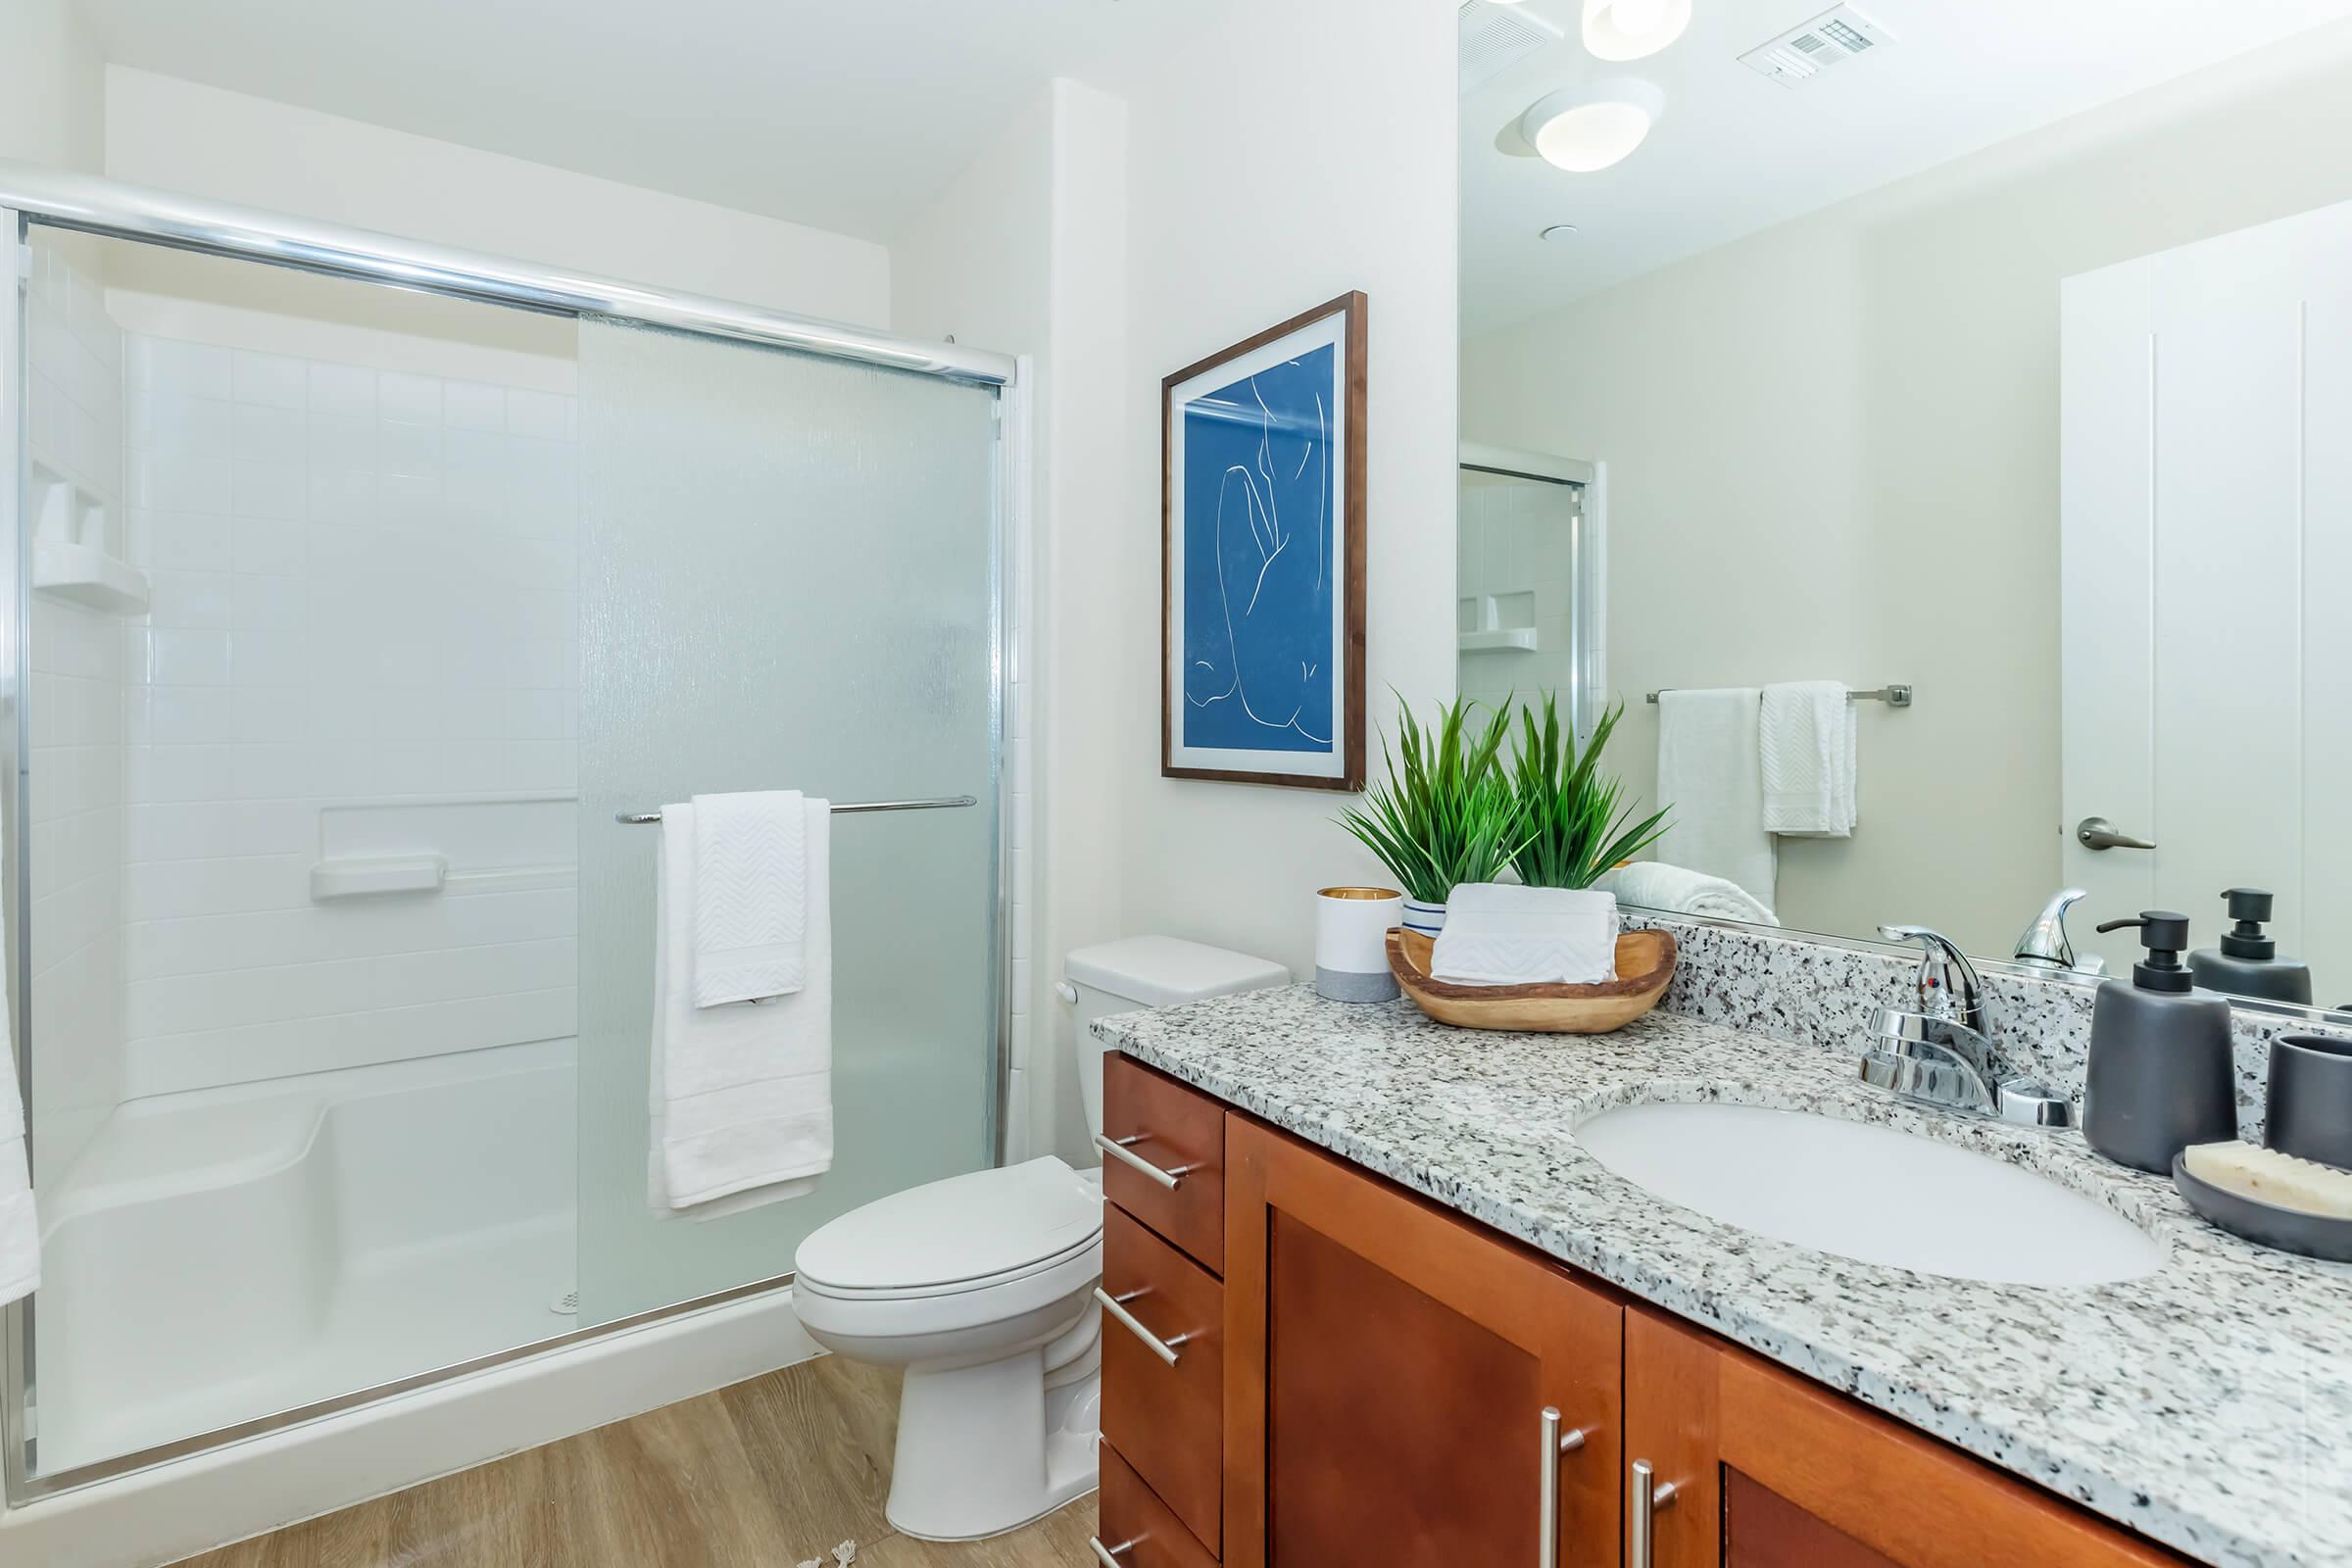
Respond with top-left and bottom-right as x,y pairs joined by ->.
1538,1407 -> 1592,1565
1094,1287 -> 1194,1367
1088,1537 -> 1139,1566
1629,1459 -> 1679,1568
1094,1132 -> 1195,1190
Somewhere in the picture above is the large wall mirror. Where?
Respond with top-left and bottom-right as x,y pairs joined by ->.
1457,0 -> 2352,1013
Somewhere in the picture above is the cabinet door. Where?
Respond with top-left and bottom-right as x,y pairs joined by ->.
1625,1308 -> 2191,1568
1223,1117 -> 1623,1568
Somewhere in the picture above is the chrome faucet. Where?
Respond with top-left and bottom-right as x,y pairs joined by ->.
1862,924 -> 2072,1128
2011,889 -> 2085,971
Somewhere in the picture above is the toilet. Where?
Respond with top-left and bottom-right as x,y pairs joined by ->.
792,936 -> 1287,1542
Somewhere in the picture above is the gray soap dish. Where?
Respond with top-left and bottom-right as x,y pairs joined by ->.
2172,1153 -> 2352,1263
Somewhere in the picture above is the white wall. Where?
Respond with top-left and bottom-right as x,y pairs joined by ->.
1460,26 -> 2352,957
0,0 -> 104,173
103,67 -> 891,330
1093,0 -> 1459,981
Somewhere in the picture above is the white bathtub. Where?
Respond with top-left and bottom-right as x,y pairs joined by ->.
6,1041 -> 817,1567
36,1041 -> 577,1474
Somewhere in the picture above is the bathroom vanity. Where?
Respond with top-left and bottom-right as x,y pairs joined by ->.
1091,986 -> 2352,1568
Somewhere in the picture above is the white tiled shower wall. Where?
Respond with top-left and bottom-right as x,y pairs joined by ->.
119,332 -> 581,1100
1455,467 -> 1584,718
26,244 -> 128,1183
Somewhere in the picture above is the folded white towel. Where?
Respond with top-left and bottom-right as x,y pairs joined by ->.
691,790 -> 808,1007
1430,883 -> 1619,987
0,935 -> 34,1305
1654,689 -> 1776,906
1601,860 -> 1780,926
652,799 -> 833,1216
1760,682 -> 1856,837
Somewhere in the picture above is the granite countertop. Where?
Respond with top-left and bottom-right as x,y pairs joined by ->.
1094,985 -> 2352,1568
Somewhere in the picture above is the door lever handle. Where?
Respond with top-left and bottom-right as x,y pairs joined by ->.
2077,816 -> 2156,852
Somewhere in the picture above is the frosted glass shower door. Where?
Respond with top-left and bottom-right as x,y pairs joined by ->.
575,319 -> 1001,1324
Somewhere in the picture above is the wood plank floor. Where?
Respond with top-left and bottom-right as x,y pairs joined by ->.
174,1357 -> 1098,1567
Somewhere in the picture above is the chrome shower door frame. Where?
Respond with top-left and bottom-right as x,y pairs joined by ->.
0,169 -> 1022,1502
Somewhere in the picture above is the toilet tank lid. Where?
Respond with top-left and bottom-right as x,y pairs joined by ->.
1065,935 -> 1289,1009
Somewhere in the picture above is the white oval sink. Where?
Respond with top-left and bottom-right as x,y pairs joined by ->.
1576,1102 -> 2162,1287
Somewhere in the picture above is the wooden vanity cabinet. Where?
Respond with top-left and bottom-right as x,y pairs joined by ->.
1099,1061 -> 2194,1568
1624,1308 -> 2192,1568
1219,1117 -> 1625,1568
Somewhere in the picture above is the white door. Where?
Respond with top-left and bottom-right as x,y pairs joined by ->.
2059,199 -> 2352,1000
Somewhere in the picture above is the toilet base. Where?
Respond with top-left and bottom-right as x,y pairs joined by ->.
882,1349 -> 1102,1542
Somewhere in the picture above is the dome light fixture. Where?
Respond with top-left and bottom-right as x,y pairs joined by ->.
1519,78 -> 1665,173
1540,223 -> 1581,241
1582,0 -> 1692,61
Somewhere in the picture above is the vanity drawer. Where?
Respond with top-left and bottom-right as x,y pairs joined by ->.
1102,1054 -> 1226,1273
1097,1441 -> 1219,1568
1101,1203 -> 1224,1555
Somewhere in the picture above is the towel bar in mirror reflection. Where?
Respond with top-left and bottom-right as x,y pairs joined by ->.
615,795 -> 978,824
1642,685 -> 1913,708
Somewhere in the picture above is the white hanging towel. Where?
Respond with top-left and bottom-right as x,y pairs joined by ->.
1653,688 -> 1776,907
1759,681 -> 1857,837
1430,883 -> 1619,986
0,943 -> 35,1305
651,797 -> 833,1217
691,789 -> 808,1006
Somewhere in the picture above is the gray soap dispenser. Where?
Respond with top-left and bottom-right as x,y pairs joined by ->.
2082,911 -> 2237,1174
2187,888 -> 2315,1005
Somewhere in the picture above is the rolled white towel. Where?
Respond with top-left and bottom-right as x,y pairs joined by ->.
1601,861 -> 1779,926
1430,883 -> 1619,987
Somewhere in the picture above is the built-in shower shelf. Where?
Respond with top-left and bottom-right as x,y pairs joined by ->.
34,538 -> 150,614
1457,627 -> 1540,653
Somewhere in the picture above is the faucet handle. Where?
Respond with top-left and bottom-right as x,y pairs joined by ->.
2012,888 -> 2086,971
1877,923 -> 1986,1026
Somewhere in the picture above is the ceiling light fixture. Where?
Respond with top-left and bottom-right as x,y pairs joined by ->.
1519,78 -> 1665,172
1540,223 -> 1580,241
1581,0 -> 1691,60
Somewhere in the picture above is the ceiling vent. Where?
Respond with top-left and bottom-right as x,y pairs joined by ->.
1459,0 -> 1565,97
1738,4 -> 1894,87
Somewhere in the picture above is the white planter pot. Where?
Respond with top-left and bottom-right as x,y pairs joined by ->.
1401,898 -> 1446,938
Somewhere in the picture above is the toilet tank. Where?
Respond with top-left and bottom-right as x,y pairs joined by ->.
1065,936 -> 1288,1141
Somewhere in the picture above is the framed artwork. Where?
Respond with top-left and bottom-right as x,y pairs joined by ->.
1161,291 -> 1367,790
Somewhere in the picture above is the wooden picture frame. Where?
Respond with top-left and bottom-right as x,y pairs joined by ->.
1161,291 -> 1367,790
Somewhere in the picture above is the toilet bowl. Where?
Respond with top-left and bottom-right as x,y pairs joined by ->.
793,935 -> 1287,1541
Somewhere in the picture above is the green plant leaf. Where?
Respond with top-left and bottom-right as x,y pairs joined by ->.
1334,691 -> 1534,904
1502,694 -> 1672,890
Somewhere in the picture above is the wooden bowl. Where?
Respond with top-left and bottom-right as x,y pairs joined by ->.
1385,927 -> 1678,1033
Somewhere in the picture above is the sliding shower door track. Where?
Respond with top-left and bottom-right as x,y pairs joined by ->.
6,1271 -> 799,1502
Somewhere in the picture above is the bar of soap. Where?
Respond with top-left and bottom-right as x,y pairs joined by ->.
2183,1141 -> 2352,1218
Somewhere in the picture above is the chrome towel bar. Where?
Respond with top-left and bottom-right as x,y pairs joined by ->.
615,794 -> 977,825
1644,684 -> 1912,708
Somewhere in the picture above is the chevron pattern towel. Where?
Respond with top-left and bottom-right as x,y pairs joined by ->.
1759,681 -> 1857,837
691,789 -> 808,1006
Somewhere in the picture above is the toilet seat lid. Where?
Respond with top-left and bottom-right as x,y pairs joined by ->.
794,1155 -> 1103,1293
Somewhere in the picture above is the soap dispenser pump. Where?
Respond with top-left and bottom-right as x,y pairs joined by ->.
2082,911 -> 2237,1174
2188,888 -> 2315,1005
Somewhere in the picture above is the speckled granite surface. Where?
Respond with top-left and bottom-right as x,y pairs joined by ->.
1095,985 -> 2352,1568
1627,910 -> 2352,1142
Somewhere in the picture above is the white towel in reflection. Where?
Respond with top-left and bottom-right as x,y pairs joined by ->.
651,798 -> 833,1218
1653,688 -> 1776,905
1760,681 -> 1857,837
1430,884 -> 1619,986
691,789 -> 808,1006
1601,861 -> 1779,926
0,915 -> 35,1305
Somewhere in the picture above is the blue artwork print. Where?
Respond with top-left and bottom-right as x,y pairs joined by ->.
1180,344 -> 1336,754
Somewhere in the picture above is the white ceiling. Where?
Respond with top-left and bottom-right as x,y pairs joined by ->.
73,0 -> 1213,243
1462,0 -> 2352,335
